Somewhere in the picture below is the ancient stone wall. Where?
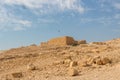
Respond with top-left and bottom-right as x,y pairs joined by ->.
77,40 -> 87,45
48,36 -> 75,46
40,36 -> 87,47
66,37 -> 75,45
40,42 -> 48,47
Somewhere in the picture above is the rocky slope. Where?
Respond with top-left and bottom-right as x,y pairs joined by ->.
0,38 -> 120,80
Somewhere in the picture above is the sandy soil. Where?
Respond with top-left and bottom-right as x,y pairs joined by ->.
0,38 -> 120,80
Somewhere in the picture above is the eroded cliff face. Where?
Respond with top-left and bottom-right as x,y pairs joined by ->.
0,37 -> 120,80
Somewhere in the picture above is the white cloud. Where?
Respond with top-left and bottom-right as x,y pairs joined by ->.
114,3 -> 120,9
37,18 -> 59,24
114,14 -> 120,19
80,17 -> 114,26
0,19 -> 32,31
13,26 -> 26,31
0,0 -> 85,31
18,20 -> 31,26
0,9 -> 32,31
2,0 -> 85,13
0,3 -> 32,31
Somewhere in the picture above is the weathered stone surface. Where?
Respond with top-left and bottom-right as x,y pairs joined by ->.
77,40 -> 87,44
102,57 -> 111,65
27,64 -> 36,71
90,42 -> 106,45
12,72 -> 23,78
63,55 -> 72,60
53,61 -> 64,65
40,42 -> 48,47
79,61 -> 88,67
95,59 -> 103,65
93,57 -> 111,65
64,59 -> 71,64
69,61 -> 77,67
40,36 -> 88,47
48,36 -> 75,46
68,68 -> 78,76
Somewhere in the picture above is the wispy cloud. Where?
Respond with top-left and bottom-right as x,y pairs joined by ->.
0,19 -> 32,31
0,0 -> 85,31
80,17 -> 115,26
0,2 -> 32,31
114,3 -> 120,9
0,8 -> 32,31
2,0 -> 85,14
37,18 -> 59,24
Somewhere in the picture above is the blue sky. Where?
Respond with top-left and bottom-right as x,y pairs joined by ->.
0,0 -> 120,50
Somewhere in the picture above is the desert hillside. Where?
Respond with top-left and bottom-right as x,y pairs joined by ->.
0,37 -> 120,80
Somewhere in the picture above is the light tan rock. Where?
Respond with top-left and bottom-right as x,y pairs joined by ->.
90,42 -> 106,45
12,72 -> 23,78
77,40 -> 87,44
87,57 -> 94,65
64,59 -> 71,64
95,59 -> 103,65
69,61 -> 77,67
48,36 -> 75,46
63,55 -> 72,60
102,57 -> 111,65
79,44 -> 88,47
79,61 -> 88,67
27,64 -> 36,70
68,68 -> 78,76
93,57 -> 111,65
53,61 -> 64,65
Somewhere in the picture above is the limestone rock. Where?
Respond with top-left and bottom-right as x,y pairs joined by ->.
95,59 -> 103,65
53,61 -> 64,65
102,57 -> 111,65
93,57 -> 111,65
69,61 -> 77,67
63,55 -> 71,60
64,59 -> 71,64
27,64 -> 36,71
90,42 -> 106,45
79,61 -> 88,67
12,72 -> 23,78
68,68 -> 78,76
77,40 -> 87,45
48,36 -> 75,46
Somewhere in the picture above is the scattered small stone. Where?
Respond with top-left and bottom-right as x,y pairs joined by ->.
63,55 -> 71,60
27,64 -> 36,71
68,68 -> 78,76
69,61 -> 77,68
79,44 -> 88,47
93,57 -> 111,65
87,57 -> 94,65
64,59 -> 71,64
12,72 -> 23,78
95,59 -> 103,65
79,61 -> 88,67
102,57 -> 111,65
53,61 -> 64,65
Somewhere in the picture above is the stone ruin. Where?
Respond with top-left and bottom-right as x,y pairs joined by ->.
40,36 -> 87,47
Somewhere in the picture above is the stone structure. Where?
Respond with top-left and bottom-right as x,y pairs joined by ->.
48,36 -> 75,46
40,36 -> 87,47
77,40 -> 87,44
40,42 -> 48,47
